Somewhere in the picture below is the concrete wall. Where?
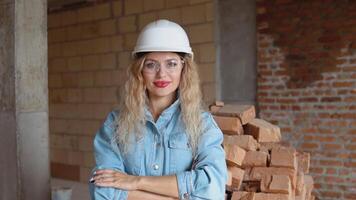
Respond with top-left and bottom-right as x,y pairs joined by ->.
0,0 -> 49,199
216,0 -> 256,104
0,0 -> 17,192
47,0 -> 216,183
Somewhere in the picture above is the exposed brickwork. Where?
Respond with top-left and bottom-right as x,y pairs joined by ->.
48,0 -> 216,183
257,0 -> 356,199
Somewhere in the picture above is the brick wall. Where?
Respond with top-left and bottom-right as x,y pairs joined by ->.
256,0 -> 356,199
48,0 -> 215,183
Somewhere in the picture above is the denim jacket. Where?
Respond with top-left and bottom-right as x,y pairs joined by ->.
89,99 -> 227,200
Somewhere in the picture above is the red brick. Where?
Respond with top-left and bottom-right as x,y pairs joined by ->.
332,81 -> 354,87
298,97 -> 318,103
240,181 -> 261,192
304,175 -> 314,200
244,118 -> 281,142
295,185 -> 306,200
301,143 -> 319,150
224,144 -> 246,167
319,160 -> 343,167
209,105 -> 221,113
215,100 -> 225,107
242,151 -> 268,167
295,173 -> 305,195
324,176 -> 344,183
224,135 -> 259,151
322,143 -> 342,151
319,191 -> 342,199
344,192 -> 356,200
213,115 -> 244,135
321,97 -> 341,102
227,166 -> 245,191
254,193 -> 291,200
231,191 -> 255,200
309,167 -> 323,174
258,145 -> 269,154
270,147 -> 297,170
346,144 -> 356,151
297,152 -> 310,174
261,175 -> 292,194
243,167 -> 253,181
249,167 -> 297,189
210,104 -> 256,125
209,101 -> 224,112
227,168 -> 233,186
259,142 -> 283,151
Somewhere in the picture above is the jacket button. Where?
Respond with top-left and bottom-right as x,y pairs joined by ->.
183,193 -> 189,199
153,164 -> 159,170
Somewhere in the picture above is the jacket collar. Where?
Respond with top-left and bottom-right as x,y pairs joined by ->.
144,95 -> 181,123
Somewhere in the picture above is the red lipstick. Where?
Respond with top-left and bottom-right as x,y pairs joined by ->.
153,81 -> 171,88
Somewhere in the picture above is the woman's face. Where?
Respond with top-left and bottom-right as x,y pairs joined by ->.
142,52 -> 183,100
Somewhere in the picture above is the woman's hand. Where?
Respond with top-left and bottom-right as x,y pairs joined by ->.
92,169 -> 140,191
92,169 -> 179,198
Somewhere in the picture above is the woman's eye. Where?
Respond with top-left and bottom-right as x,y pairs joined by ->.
167,61 -> 178,68
144,62 -> 156,69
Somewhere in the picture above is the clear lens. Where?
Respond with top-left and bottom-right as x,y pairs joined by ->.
143,59 -> 183,74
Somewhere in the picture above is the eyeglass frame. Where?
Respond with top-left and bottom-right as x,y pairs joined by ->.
141,57 -> 185,74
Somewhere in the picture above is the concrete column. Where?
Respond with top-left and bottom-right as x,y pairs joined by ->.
216,0 -> 257,104
0,0 -> 49,199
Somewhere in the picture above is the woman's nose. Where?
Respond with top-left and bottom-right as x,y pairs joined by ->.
156,66 -> 167,77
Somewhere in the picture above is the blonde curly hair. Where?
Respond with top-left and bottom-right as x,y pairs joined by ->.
114,53 -> 203,155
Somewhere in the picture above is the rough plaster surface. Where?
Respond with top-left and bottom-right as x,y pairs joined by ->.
0,3 -> 15,111
18,111 -> 50,200
0,111 -> 18,200
15,0 -> 48,112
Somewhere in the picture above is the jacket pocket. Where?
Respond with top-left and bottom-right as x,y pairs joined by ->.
168,133 -> 193,173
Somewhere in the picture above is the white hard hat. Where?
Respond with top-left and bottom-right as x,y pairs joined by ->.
132,19 -> 193,57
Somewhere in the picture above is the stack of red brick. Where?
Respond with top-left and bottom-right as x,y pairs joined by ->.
210,101 -> 315,200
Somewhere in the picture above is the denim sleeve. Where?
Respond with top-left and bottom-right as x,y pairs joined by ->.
89,111 -> 128,200
176,112 -> 227,200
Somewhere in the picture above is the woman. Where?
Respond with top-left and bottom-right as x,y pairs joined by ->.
89,19 -> 227,200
